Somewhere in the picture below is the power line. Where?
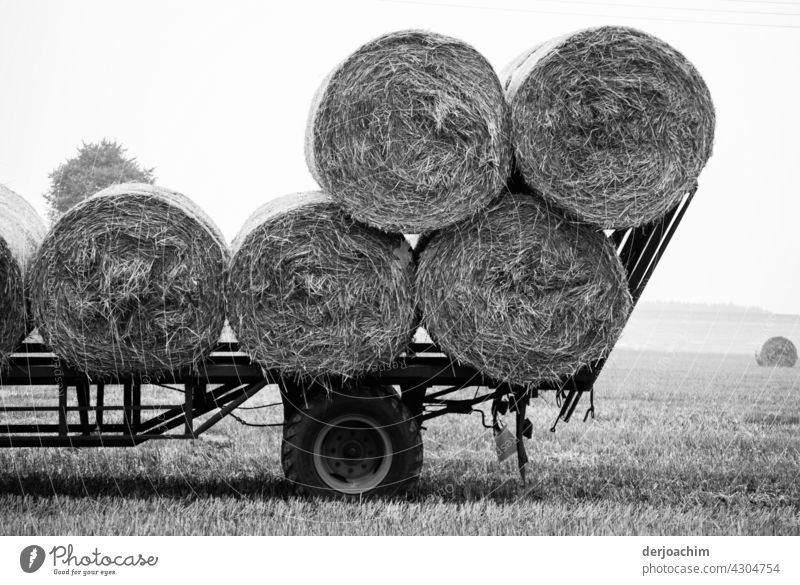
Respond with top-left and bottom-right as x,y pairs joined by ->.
723,0 -> 800,6
529,0 -> 800,18
378,0 -> 800,29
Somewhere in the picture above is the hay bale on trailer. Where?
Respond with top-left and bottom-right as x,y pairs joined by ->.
306,30 -> 512,233
416,193 -> 632,384
28,183 -> 228,379
756,337 -> 797,368
227,191 -> 417,379
503,26 -> 715,228
0,184 -> 47,361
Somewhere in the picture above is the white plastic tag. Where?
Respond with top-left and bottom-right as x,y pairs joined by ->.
494,419 -> 517,463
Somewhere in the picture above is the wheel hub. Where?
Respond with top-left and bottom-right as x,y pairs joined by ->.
313,415 -> 393,493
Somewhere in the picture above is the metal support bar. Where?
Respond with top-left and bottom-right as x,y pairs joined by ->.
195,382 -> 207,409
58,382 -> 68,436
0,434 -> 202,447
0,405 -> 183,412
95,383 -> 104,430
132,382 -> 141,430
184,381 -> 194,437
123,381 -> 133,435
133,383 -> 250,438
557,388 -> 583,424
400,384 -> 427,420
421,390 -> 503,421
2,423 -> 98,434
424,385 -> 465,400
515,394 -> 529,483
193,381 -> 268,436
0,436 -> 141,448
76,380 -> 90,435
0,382 -> 268,447
627,189 -> 696,305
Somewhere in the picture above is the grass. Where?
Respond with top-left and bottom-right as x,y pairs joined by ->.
0,349 -> 798,535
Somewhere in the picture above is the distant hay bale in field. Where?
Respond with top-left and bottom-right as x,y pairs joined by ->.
416,193 -> 633,384
29,183 -> 228,379
756,337 -> 797,368
306,30 -> 512,233
503,26 -> 715,228
228,191 -> 417,379
0,184 -> 47,361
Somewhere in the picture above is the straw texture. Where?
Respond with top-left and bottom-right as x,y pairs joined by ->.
307,30 -> 512,233
28,183 -> 228,379
416,193 -> 632,384
0,184 -> 47,361
504,26 -> 715,228
756,337 -> 797,368
228,191 -> 417,379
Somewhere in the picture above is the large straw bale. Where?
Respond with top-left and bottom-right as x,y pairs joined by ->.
0,184 -> 47,361
228,191 -> 417,379
756,336 -> 797,368
307,30 -> 511,233
29,183 -> 228,378
416,193 -> 632,384
504,26 -> 715,228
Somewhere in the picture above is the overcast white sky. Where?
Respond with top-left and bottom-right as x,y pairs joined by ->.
0,0 -> 798,313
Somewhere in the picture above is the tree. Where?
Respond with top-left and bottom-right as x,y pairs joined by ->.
44,139 -> 155,219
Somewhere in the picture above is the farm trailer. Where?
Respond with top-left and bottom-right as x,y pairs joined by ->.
0,188 -> 697,497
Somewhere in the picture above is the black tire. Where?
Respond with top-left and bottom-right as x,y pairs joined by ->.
281,384 -> 423,498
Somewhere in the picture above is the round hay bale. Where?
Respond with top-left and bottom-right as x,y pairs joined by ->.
756,337 -> 797,368
228,191 -> 417,379
416,193 -> 633,384
29,183 -> 228,379
0,184 -> 47,360
306,30 -> 512,233
503,26 -> 715,228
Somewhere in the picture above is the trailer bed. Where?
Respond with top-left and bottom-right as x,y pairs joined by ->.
0,188 -> 696,458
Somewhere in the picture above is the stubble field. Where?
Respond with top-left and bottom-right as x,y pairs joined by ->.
0,346 -> 798,535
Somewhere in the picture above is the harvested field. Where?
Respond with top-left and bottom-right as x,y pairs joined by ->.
0,349 -> 797,535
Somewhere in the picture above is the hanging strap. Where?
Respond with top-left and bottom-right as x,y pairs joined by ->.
549,387 -> 586,433
583,386 -> 596,422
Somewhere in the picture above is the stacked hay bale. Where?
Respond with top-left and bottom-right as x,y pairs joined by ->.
29,183 -> 228,379
228,29 -> 511,380
306,30 -> 512,233
0,185 -> 47,364
228,26 -> 712,386
4,27 -> 712,389
227,192 -> 416,379
416,194 -> 632,383
756,337 -> 797,368
415,26 -> 714,384
503,26 -> 715,228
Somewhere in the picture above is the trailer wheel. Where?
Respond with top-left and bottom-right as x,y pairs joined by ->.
281,385 -> 422,498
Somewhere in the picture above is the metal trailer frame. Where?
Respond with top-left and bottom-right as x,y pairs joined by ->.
0,188 -> 697,473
